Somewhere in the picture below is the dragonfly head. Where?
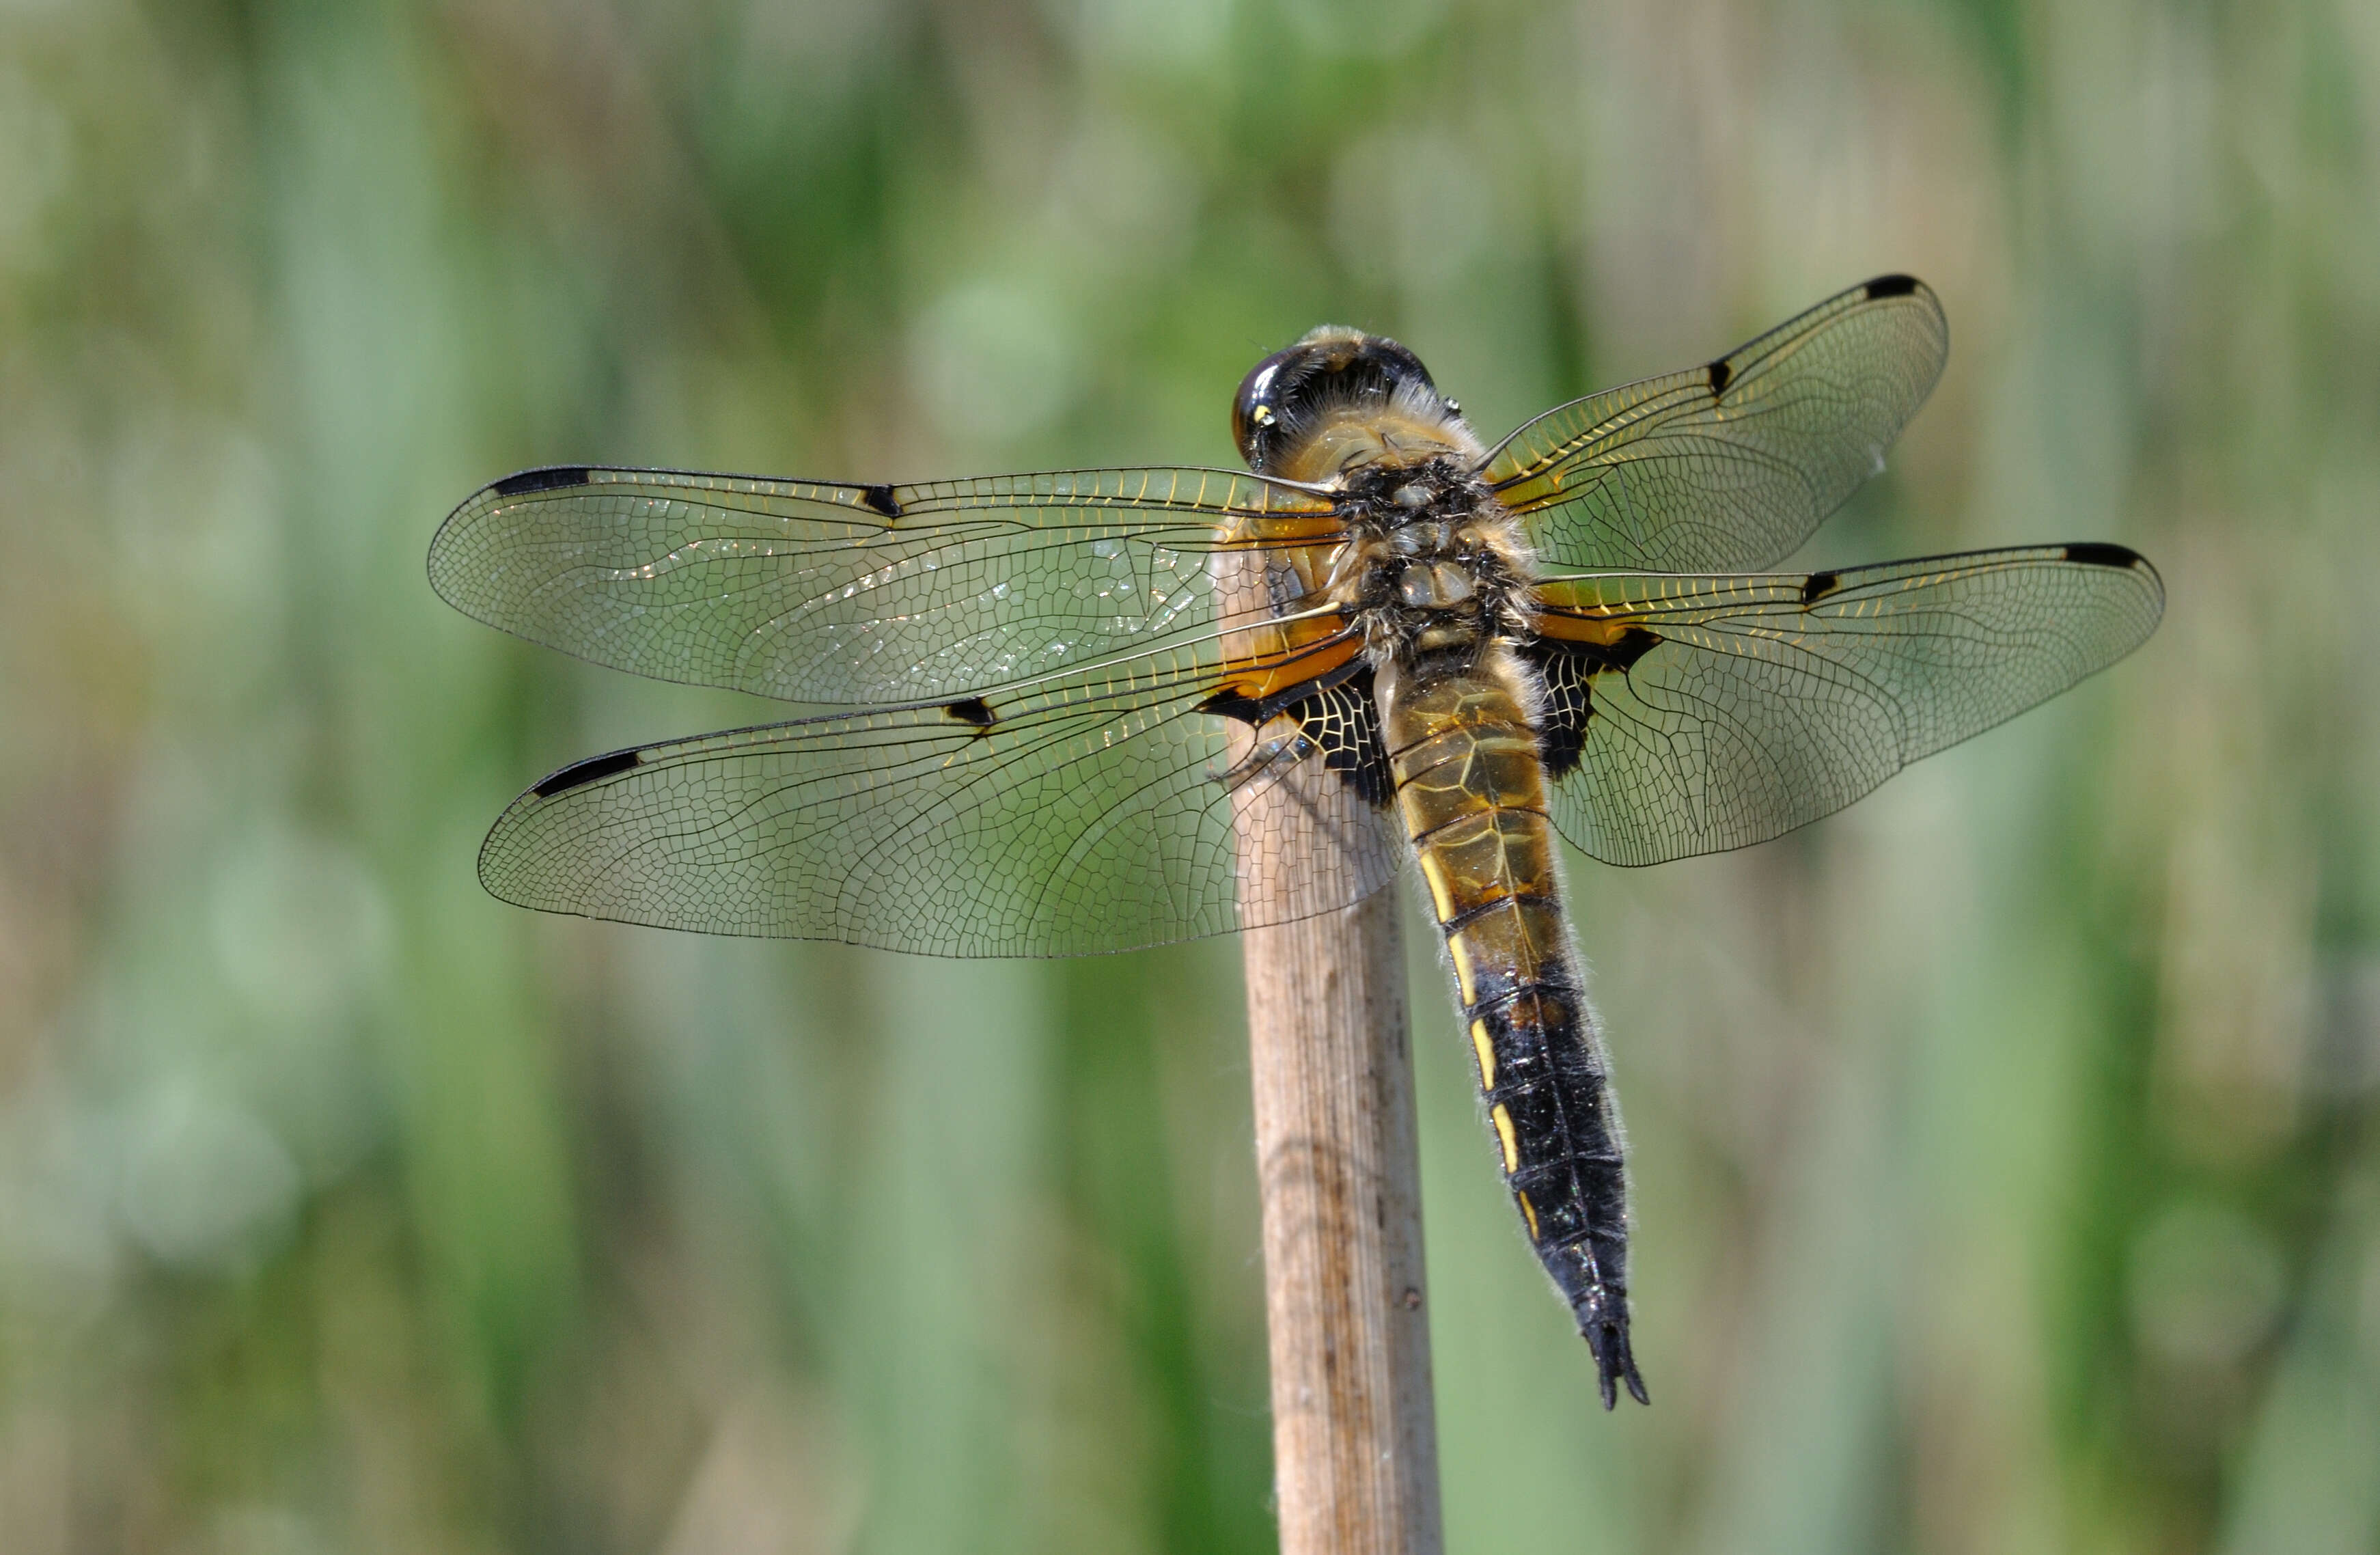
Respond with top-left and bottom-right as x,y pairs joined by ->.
1233,326 -> 1482,484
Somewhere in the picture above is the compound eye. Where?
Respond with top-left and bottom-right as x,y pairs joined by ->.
1232,346 -> 1301,468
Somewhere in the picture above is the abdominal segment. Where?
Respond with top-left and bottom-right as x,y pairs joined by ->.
1378,646 -> 1648,1407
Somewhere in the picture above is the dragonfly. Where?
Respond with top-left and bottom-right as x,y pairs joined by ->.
428,276 -> 2163,1408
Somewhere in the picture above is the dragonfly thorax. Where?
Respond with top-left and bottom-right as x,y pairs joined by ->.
1326,456 -> 1539,663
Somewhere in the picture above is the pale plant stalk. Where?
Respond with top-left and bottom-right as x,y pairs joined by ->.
1239,888 -> 1443,1555
1223,534 -> 1445,1554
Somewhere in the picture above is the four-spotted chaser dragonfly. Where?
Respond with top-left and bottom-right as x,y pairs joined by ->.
429,276 -> 2163,1409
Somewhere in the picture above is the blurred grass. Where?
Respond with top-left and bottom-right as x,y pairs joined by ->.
1,0 -> 2376,1550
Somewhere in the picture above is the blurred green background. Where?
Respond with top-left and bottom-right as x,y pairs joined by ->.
2,0 -> 2376,1550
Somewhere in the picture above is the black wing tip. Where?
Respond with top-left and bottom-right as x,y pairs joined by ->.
2061,540 -> 2148,570
1862,273 -> 1924,300
491,465 -> 594,498
530,747 -> 641,797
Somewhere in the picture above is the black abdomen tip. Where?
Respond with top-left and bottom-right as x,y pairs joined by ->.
493,466 -> 593,497
532,748 -> 640,797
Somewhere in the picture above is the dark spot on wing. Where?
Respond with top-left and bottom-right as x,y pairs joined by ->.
2062,542 -> 2142,569
860,484 -> 903,518
1706,358 -> 1733,396
1533,650 -> 1591,782
533,747 -> 640,797
1195,656 -> 1365,729
494,466 -> 592,497
1291,669 -> 1392,806
1801,570 -> 1841,605
943,696 -> 996,729
1863,273 -> 1922,299
1524,631 -> 1659,782
1196,661 -> 1387,805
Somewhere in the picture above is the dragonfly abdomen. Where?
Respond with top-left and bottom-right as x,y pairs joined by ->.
1377,643 -> 1648,1407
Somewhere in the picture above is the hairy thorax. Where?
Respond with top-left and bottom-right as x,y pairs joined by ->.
1322,452 -> 1540,668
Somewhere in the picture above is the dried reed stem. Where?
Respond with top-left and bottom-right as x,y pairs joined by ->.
1241,887 -> 1444,1555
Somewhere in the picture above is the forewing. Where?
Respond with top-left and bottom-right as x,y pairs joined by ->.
475,646 -> 1401,957
427,464 -> 1338,704
1530,545 -> 2163,866
1484,276 -> 1950,571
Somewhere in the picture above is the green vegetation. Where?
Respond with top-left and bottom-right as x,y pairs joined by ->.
0,0 -> 2372,1550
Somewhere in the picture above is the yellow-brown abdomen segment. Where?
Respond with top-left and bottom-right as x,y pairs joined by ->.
1378,642 -> 1645,1405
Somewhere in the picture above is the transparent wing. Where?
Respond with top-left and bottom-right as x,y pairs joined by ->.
1483,276 -> 1950,572
474,639 -> 1401,957
427,463 -> 1339,704
1530,544 -> 2163,867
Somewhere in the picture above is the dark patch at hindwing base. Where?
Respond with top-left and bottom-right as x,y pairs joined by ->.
1532,648 -> 1594,782
1200,663 -> 1392,807
1293,670 -> 1393,806
1524,629 -> 1662,782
